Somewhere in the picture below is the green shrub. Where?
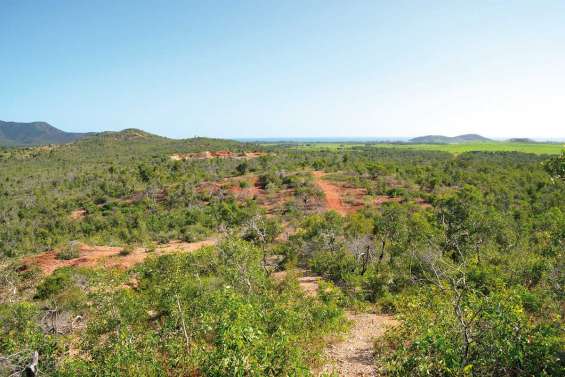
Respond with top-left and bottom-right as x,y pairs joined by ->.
376,293 -> 397,314
309,249 -> 356,283
57,239 -> 346,376
377,287 -> 563,376
180,224 -> 209,242
0,302 -> 60,373
34,269 -> 73,299
119,244 -> 134,256
56,242 -> 80,260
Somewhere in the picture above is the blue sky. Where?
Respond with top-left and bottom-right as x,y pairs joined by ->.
2,1 -> 564,139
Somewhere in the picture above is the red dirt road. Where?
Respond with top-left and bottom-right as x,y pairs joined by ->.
313,171 -> 348,215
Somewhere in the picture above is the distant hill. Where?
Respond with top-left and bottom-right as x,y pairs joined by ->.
0,121 -> 92,146
84,128 -> 166,142
1,127 -> 260,163
507,138 -> 536,143
409,134 -> 492,144
59,128 -> 257,162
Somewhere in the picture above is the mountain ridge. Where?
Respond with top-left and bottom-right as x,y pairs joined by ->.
0,120 -> 92,146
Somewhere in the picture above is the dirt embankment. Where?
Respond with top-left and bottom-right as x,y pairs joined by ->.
20,239 -> 216,275
170,151 -> 266,161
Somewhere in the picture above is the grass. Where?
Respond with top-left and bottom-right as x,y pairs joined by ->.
282,142 -> 564,155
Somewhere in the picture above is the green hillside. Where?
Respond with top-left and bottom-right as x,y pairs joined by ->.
0,133 -> 563,376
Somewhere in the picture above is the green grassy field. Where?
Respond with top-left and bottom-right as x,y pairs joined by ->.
284,142 -> 564,155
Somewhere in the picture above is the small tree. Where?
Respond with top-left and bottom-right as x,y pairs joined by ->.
242,214 -> 282,270
543,150 -> 565,181
347,235 -> 376,275
236,161 -> 248,176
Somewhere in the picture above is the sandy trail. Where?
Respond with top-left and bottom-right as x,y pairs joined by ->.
272,268 -> 397,376
312,171 -> 347,215
21,239 -> 216,275
319,312 -> 397,376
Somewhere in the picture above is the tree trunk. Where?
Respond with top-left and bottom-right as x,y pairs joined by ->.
24,351 -> 39,377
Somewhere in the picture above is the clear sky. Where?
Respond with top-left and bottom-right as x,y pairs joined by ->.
2,1 -> 565,139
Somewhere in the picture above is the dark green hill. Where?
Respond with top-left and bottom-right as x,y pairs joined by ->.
410,134 -> 492,144
0,120 -> 92,146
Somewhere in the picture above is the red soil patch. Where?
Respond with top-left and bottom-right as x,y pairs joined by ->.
198,175 -> 295,215
196,181 -> 223,195
20,239 -> 216,275
313,171 -> 357,215
258,188 -> 295,215
339,186 -> 368,211
170,151 -> 266,161
414,197 -> 433,209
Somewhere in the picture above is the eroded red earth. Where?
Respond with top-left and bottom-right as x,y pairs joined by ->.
20,239 -> 216,275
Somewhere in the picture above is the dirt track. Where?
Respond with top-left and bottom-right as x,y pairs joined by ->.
312,171 -> 348,215
273,268 -> 397,376
319,312 -> 397,376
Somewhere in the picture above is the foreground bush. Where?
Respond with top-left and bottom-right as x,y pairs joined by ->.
58,239 -> 345,376
376,287 -> 563,377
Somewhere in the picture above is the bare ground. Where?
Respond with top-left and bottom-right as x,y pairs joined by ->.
313,171 -> 348,215
272,268 -> 397,376
69,208 -> 86,220
318,312 -> 398,377
170,151 -> 266,161
20,239 -> 216,275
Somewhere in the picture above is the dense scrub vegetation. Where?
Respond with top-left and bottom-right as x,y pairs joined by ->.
1,132 -> 563,375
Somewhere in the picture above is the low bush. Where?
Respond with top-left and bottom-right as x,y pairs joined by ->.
57,240 -> 346,376
119,245 -> 134,256
376,287 -> 563,376
56,242 -> 80,260
34,269 -> 73,299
